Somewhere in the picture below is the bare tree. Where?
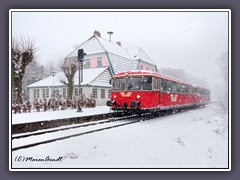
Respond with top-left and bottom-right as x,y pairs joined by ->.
159,67 -> 208,87
12,36 -> 37,103
216,51 -> 228,108
22,59 -> 44,100
73,44 -> 81,49
159,68 -> 188,81
42,61 -> 55,78
60,58 -> 78,100
43,59 -> 62,78
217,51 -> 228,84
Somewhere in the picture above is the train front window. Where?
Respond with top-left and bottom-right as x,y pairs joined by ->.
127,77 -> 142,90
143,76 -> 152,90
113,78 -> 126,90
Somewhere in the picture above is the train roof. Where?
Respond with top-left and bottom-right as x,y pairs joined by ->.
192,84 -> 210,91
113,70 -> 210,91
113,70 -> 193,86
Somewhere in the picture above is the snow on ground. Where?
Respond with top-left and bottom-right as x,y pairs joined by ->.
12,106 -> 111,125
11,103 -> 229,169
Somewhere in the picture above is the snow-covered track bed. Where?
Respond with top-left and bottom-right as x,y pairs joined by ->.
12,115 -> 141,151
11,107 -> 208,152
12,114 -> 138,140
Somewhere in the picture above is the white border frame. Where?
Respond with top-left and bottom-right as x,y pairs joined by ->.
9,9 -> 231,171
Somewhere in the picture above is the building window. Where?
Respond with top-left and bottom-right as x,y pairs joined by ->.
79,88 -> 83,95
34,89 -> 40,99
42,89 -> 46,98
101,89 -> 105,98
42,88 -> 49,98
97,57 -> 102,67
140,65 -> 143,70
83,59 -> 90,68
108,90 -> 111,99
92,88 -> 97,98
74,87 -> 83,95
63,88 -> 67,97
46,89 -> 49,98
74,88 -> 78,96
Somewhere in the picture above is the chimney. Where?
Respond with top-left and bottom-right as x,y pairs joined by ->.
116,41 -> 121,46
94,30 -> 101,37
107,31 -> 114,41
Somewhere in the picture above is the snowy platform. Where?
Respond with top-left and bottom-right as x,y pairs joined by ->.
12,106 -> 111,125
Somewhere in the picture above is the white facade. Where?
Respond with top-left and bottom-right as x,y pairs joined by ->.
28,86 -> 111,106
27,31 -> 157,106
28,67 -> 112,106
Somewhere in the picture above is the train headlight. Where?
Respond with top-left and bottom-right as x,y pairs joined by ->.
137,94 -> 141,99
114,95 -> 117,99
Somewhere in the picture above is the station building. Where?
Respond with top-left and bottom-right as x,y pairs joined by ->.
28,31 -> 157,106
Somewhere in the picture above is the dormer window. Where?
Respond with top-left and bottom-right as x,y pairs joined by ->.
97,57 -> 102,67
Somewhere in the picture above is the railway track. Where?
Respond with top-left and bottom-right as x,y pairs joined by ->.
11,114 -> 142,151
11,105 -> 208,152
12,114 -> 138,140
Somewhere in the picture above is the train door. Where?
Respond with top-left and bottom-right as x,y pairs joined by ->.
153,77 -> 161,109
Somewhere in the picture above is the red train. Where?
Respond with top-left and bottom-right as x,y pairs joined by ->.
107,70 -> 210,114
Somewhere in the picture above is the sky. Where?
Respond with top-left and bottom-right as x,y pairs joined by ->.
11,10 -> 229,92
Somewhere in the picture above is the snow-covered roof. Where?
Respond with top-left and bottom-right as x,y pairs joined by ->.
66,37 -> 105,57
95,36 -> 131,60
107,53 -> 134,74
66,35 -> 131,60
66,34 -> 157,71
28,67 -> 111,88
126,47 -> 157,66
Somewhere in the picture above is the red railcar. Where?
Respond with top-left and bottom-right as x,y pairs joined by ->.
192,85 -> 211,106
107,70 -> 210,114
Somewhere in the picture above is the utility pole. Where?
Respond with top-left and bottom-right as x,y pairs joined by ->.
77,48 -> 86,112
51,71 -> 56,111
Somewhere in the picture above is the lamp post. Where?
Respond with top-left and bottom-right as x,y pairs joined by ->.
56,86 -> 60,111
52,71 -> 56,111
